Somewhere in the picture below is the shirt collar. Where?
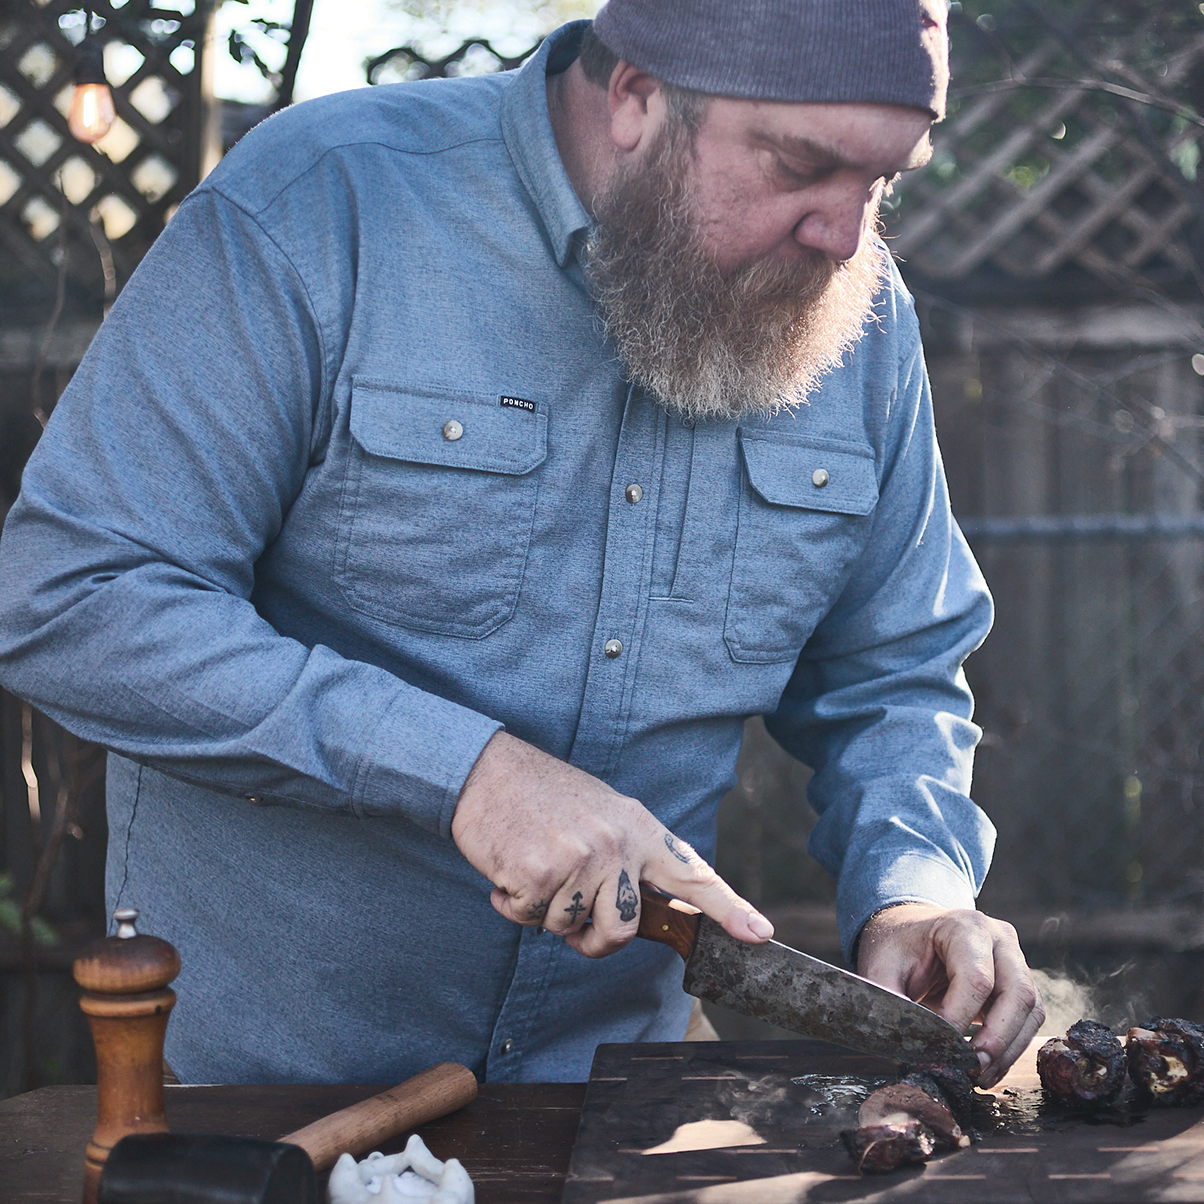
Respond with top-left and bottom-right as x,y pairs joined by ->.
501,21 -> 593,269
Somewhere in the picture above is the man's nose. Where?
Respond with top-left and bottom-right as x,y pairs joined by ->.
791,182 -> 875,263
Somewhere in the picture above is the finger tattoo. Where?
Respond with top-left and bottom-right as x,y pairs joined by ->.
664,833 -> 692,864
616,869 -> 638,922
564,891 -> 587,923
525,900 -> 549,921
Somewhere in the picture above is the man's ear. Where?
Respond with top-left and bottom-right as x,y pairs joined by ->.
607,61 -> 665,152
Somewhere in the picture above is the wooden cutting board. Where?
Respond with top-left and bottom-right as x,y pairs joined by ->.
560,1038 -> 1204,1203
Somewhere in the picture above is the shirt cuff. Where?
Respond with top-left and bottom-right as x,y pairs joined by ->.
352,683 -> 503,838
838,851 -> 979,968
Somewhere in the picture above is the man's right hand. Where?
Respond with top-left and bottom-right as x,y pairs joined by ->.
451,731 -> 774,959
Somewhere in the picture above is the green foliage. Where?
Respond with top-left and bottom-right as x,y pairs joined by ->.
1172,129 -> 1201,179
0,873 -> 58,949
885,0 -> 1204,242
1006,159 -> 1051,190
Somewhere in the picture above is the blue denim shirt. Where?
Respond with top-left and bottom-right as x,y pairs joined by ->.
0,23 -> 994,1084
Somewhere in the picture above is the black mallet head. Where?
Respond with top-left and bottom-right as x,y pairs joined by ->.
97,1133 -> 320,1204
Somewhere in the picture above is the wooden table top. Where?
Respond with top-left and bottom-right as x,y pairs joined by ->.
15,1039 -> 1204,1203
0,1080 -> 586,1203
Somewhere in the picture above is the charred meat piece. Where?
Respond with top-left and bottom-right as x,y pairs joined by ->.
1036,1020 -> 1126,1105
857,1082 -> 970,1148
841,1075 -> 970,1173
841,1120 -> 935,1174
1126,1018 -> 1204,1106
902,1063 -> 976,1130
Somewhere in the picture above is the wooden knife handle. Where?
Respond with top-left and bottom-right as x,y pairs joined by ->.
280,1061 -> 478,1172
637,887 -> 702,960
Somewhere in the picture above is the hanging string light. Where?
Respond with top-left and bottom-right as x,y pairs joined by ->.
67,7 -> 115,144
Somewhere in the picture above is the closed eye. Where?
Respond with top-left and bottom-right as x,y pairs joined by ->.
774,157 -> 831,188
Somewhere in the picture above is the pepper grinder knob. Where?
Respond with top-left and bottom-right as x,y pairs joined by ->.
112,908 -> 139,939
74,908 -> 181,1204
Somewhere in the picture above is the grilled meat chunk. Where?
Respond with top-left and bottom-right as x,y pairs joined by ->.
1037,1020 -> 1126,1105
857,1082 -> 969,1148
1126,1018 -> 1204,1106
841,1120 -> 936,1173
902,1063 -> 976,1129
842,1069 -> 973,1173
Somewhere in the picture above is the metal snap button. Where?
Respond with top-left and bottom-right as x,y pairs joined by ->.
604,639 -> 623,658
682,417 -> 695,429
246,795 -> 263,805
625,483 -> 643,504
812,468 -> 830,488
442,419 -> 464,441
500,1038 -> 514,1055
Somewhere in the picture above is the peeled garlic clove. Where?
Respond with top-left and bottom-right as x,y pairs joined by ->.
402,1133 -> 448,1181
328,1135 -> 473,1204
328,1153 -> 371,1203
432,1158 -> 475,1204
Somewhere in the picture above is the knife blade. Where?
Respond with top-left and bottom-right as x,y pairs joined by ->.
637,887 -> 978,1071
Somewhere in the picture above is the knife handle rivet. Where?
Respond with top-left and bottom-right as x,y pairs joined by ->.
661,924 -> 669,932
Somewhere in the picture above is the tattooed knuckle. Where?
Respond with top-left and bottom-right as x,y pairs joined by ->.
663,831 -> 696,867
614,868 -> 639,923
562,889 -> 589,926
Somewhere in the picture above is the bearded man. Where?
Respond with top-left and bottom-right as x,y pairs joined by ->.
0,0 -> 1043,1088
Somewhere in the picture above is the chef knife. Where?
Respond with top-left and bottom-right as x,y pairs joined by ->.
637,887 -> 979,1071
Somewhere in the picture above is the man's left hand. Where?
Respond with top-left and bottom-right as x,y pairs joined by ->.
856,904 -> 1044,1089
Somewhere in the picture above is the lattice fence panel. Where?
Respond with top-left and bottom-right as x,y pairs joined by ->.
0,0 -> 216,311
887,0 -> 1204,294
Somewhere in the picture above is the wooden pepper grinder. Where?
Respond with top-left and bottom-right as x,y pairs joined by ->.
73,907 -> 181,1204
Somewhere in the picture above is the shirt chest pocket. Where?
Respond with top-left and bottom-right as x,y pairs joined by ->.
334,380 -> 548,638
724,432 -> 879,664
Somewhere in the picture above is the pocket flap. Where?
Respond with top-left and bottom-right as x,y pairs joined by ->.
739,431 -> 878,516
350,380 -> 548,475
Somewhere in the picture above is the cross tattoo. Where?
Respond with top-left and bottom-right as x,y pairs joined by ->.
564,891 -> 587,923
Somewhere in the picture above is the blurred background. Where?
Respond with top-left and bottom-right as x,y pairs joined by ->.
2,0 -> 1204,1093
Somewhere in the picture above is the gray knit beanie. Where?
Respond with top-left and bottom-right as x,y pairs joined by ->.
591,0 -> 949,119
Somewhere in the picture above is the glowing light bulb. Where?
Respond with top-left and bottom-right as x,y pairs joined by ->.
68,82 -> 115,144
68,35 -> 115,145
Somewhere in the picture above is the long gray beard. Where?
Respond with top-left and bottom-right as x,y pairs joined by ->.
583,125 -> 890,423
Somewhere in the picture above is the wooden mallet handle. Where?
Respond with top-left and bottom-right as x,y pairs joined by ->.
280,1062 -> 478,1173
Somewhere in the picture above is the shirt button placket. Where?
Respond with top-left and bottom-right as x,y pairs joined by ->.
566,390 -> 659,778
